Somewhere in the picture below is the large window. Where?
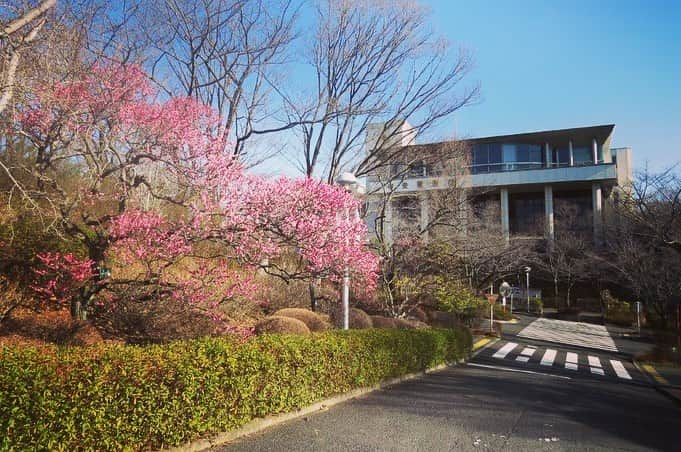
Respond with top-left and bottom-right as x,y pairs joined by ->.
554,191 -> 593,234
573,144 -> 593,165
552,146 -> 571,167
472,142 -> 543,173
509,193 -> 544,235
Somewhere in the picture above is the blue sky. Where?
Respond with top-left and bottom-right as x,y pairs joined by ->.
423,0 -> 681,171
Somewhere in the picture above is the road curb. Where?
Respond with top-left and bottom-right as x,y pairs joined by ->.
472,336 -> 499,357
633,360 -> 681,408
163,358 -> 467,451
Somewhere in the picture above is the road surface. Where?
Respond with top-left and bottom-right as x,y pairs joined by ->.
217,317 -> 680,451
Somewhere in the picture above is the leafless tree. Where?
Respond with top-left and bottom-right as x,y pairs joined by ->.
0,0 -> 56,114
530,203 -> 598,308
617,167 -> 681,255
138,0 -> 300,164
291,0 -> 478,182
600,169 -> 681,326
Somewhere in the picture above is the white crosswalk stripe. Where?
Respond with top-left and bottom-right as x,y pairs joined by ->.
484,341 -> 638,381
516,346 -> 536,362
610,359 -> 632,380
589,356 -> 605,376
492,342 -> 518,359
565,352 -> 578,371
540,349 -> 556,366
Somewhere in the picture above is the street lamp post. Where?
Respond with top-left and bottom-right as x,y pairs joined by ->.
524,266 -> 531,313
335,172 -> 365,331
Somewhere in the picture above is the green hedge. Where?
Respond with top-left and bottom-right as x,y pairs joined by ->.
0,327 -> 471,450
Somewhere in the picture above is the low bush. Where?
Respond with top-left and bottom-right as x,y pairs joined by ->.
273,308 -> 330,332
432,277 -> 486,327
395,318 -> 414,329
428,310 -> 459,329
331,308 -> 373,329
483,305 -> 513,321
601,291 -> 634,326
394,318 -> 430,330
254,316 -> 310,335
370,315 -> 397,328
0,327 -> 471,450
407,306 -> 428,323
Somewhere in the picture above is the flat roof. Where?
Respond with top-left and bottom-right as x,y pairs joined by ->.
467,124 -> 615,146
400,124 -> 615,154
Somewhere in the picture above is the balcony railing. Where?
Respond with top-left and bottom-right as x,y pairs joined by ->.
390,160 -> 606,179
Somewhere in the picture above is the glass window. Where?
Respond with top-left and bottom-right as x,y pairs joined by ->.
573,146 -> 592,165
489,143 -> 502,171
409,160 -> 426,177
553,147 -> 570,166
510,193 -> 544,235
472,144 -> 489,173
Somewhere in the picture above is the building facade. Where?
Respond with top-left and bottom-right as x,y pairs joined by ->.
366,124 -> 633,244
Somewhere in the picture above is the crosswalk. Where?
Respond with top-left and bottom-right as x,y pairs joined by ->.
517,318 -> 618,351
479,341 -> 637,381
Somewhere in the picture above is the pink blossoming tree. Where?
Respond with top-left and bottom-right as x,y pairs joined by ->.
8,61 -> 376,324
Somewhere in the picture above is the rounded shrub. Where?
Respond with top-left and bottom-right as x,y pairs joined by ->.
350,308 -> 373,329
273,308 -> 330,332
254,316 -> 310,335
428,310 -> 459,328
407,320 -> 430,330
407,307 -> 428,323
395,318 -> 415,330
331,307 -> 373,329
370,315 -> 398,329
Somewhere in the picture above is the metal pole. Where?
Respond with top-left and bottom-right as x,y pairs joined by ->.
490,304 -> 494,334
526,272 -> 530,313
342,267 -> 350,330
341,205 -> 351,330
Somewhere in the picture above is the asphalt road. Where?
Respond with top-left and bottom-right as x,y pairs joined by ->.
217,319 -> 681,452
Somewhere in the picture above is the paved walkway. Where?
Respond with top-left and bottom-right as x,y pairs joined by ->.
516,317 -> 618,351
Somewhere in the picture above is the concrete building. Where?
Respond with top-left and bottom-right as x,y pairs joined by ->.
366,124 -> 633,244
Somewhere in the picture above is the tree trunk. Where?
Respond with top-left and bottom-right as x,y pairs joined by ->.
70,296 -> 88,321
309,281 -> 317,312
566,282 -> 572,308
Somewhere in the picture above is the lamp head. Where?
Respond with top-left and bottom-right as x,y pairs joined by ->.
335,172 -> 358,188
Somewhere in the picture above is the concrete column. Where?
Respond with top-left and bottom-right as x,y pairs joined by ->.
544,185 -> 554,240
500,188 -> 510,244
384,200 -> 393,245
419,193 -> 429,241
568,140 -> 574,166
592,183 -> 603,243
545,142 -> 551,168
592,138 -> 599,164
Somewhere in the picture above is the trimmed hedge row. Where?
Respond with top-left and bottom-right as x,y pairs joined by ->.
0,327 -> 471,450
